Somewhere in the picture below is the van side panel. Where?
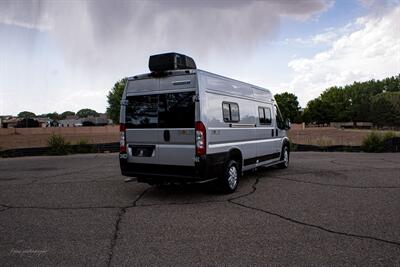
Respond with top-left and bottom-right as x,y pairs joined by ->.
204,91 -> 257,159
197,72 -> 258,169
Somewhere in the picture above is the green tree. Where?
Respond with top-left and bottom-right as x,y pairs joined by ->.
76,108 -> 99,118
18,111 -> 36,118
274,92 -> 301,122
46,112 -> 60,120
320,86 -> 352,122
303,98 -> 333,125
371,92 -> 400,127
106,78 -> 127,124
382,74 -> 400,92
60,111 -> 76,119
304,74 -> 399,125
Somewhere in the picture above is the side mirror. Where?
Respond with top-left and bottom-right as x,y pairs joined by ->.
285,119 -> 291,130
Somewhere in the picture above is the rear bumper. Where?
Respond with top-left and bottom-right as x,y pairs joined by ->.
120,160 -> 199,180
119,152 -> 227,183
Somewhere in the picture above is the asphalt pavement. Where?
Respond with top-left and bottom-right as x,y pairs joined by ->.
0,152 -> 399,266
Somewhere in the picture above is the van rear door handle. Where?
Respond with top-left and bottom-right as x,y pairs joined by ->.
163,130 -> 170,142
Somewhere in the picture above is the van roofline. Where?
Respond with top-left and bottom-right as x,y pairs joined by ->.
196,69 -> 272,94
128,69 -> 197,81
127,69 -> 272,95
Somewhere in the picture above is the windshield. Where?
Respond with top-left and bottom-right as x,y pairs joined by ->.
126,91 -> 195,128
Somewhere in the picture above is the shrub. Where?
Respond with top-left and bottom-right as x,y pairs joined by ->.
47,134 -> 71,155
382,131 -> 400,152
383,131 -> 397,140
362,131 -> 399,152
362,132 -> 384,152
74,139 -> 95,154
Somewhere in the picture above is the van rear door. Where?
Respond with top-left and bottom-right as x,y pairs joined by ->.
125,94 -> 159,165
124,75 -> 196,167
156,91 -> 195,166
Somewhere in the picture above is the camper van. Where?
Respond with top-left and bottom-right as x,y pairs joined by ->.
119,53 -> 290,193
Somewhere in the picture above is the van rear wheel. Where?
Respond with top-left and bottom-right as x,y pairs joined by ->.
277,145 -> 289,169
219,160 -> 240,193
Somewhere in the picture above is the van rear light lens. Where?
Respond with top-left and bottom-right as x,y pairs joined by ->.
120,123 -> 126,153
195,121 -> 206,156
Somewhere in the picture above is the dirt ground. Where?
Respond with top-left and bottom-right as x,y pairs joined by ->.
0,124 -> 398,150
288,125 -> 394,146
0,126 -> 119,150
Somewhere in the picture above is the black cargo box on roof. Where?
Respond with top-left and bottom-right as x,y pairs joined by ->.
149,52 -> 196,72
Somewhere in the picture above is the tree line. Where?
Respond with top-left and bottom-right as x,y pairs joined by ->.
301,75 -> 399,126
273,75 -> 399,127
105,74 -> 399,127
17,109 -> 99,120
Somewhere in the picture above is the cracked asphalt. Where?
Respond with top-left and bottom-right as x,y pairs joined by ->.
0,152 -> 399,266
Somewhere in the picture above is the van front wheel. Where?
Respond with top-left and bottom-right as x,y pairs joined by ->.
219,160 -> 240,193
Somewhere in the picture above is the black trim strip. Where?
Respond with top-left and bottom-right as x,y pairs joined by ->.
244,152 -> 280,166
209,137 -> 280,145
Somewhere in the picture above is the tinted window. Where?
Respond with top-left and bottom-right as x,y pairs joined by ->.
265,108 -> 272,124
126,92 -> 195,128
258,107 -> 265,124
222,102 -> 240,123
259,107 -> 271,125
158,92 -> 195,128
126,95 -> 158,128
274,105 -> 285,129
222,103 -> 230,121
230,103 -> 240,122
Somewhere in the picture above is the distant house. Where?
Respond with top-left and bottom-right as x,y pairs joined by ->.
58,118 -> 83,127
35,117 -> 51,128
58,114 -> 110,127
330,122 -> 373,129
15,118 -> 40,128
1,117 -> 19,128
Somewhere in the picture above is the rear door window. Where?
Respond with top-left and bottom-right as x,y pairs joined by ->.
126,91 -> 195,128
158,92 -> 195,128
126,95 -> 158,128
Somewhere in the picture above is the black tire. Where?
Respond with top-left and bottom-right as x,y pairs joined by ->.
219,160 -> 240,193
277,145 -> 290,169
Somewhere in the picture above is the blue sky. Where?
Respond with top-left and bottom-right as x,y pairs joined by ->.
0,0 -> 399,116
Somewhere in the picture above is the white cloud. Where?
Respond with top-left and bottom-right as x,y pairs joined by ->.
287,7 -> 400,107
312,31 -> 337,44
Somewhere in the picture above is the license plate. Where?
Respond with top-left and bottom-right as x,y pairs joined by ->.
130,145 -> 155,157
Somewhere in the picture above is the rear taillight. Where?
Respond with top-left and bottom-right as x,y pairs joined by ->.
195,121 -> 206,156
120,123 -> 126,153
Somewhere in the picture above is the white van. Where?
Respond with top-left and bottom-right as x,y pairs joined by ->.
119,53 -> 290,193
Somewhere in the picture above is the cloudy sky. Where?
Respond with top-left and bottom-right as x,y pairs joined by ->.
0,0 -> 399,115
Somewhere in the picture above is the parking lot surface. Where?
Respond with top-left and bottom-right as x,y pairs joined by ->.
0,152 -> 399,266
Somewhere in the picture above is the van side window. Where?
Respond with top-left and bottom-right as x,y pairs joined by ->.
258,107 -> 271,125
222,102 -> 240,123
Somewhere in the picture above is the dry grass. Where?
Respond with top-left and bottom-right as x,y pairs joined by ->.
288,125 -> 400,146
1,124 -> 399,150
0,126 -> 119,150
